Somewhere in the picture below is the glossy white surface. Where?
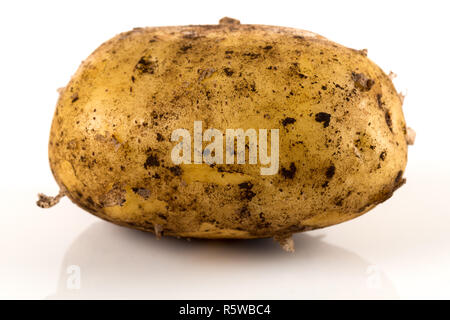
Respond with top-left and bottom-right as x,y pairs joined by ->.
1,0 -> 449,299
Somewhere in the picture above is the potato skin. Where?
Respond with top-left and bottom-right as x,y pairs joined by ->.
49,20 -> 408,239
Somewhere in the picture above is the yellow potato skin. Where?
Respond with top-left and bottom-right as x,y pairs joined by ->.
48,20 -> 408,239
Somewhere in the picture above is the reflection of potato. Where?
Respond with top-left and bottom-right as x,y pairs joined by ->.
46,18 -> 410,239
48,222 -> 398,299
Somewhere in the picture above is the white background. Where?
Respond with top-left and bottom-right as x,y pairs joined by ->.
0,0 -> 449,299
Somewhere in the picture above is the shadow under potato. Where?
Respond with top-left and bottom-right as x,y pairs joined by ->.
48,222 -> 398,299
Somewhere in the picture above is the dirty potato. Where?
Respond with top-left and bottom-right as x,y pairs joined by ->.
39,18 -> 412,247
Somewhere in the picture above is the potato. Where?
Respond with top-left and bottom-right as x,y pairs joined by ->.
39,17 -> 411,245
